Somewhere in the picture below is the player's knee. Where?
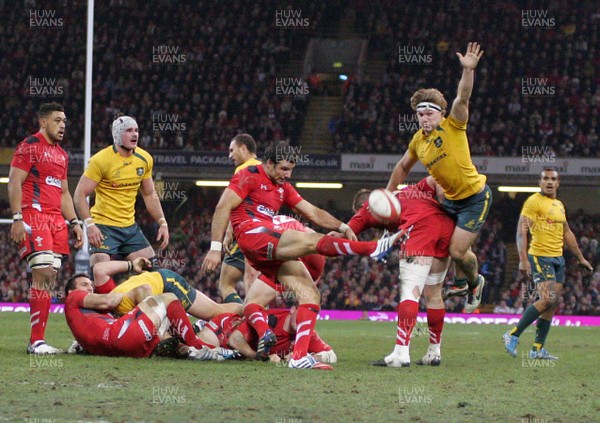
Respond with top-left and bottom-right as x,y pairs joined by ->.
449,244 -> 468,261
160,292 -> 178,305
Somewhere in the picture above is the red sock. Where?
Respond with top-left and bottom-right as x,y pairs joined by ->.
316,235 -> 377,256
396,300 -> 418,346
244,303 -> 270,338
292,303 -> 320,360
166,301 -> 215,348
427,308 -> 445,345
30,288 -> 51,343
94,277 -> 116,294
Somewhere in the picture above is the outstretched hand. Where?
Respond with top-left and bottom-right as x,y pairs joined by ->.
456,42 -> 484,70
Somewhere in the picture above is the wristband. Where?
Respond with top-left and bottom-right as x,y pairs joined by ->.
210,241 -> 223,252
69,218 -> 83,227
127,261 -> 133,272
12,212 -> 23,222
339,223 -> 350,233
84,218 -> 95,228
158,217 -> 168,227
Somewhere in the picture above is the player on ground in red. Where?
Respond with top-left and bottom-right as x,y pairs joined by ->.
202,140 -> 401,370
64,274 -> 237,360
8,103 -> 84,354
348,177 -> 455,367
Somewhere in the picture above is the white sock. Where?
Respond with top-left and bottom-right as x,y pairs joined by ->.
428,343 -> 441,355
392,345 -> 410,358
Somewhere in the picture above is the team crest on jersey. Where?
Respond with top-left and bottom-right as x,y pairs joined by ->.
136,167 -> 144,176
434,137 -> 443,148
278,187 -> 284,200
35,236 -> 43,247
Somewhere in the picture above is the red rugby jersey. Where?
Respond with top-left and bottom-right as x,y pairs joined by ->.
228,164 -> 303,232
10,132 -> 68,214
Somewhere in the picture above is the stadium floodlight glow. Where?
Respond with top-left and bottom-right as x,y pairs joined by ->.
195,180 -> 229,187
0,177 -> 8,184
295,182 -> 343,189
339,74 -> 348,81
498,186 -> 541,193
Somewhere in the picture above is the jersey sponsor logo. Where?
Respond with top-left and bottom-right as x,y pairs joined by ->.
138,320 -> 153,341
257,204 -> 275,217
260,184 -> 268,190
45,175 -> 61,188
111,181 -> 140,188
424,153 -> 447,169
136,167 -> 144,177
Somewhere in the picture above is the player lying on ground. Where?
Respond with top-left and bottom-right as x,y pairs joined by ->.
64,274 -> 237,360
346,177 -> 454,367
198,305 -> 336,364
92,258 -> 243,319
202,140 -> 402,370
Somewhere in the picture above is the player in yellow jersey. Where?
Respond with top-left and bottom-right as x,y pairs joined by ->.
90,257 -> 242,319
74,115 -> 169,272
218,134 -> 261,304
386,42 -> 490,313
503,168 -> 592,360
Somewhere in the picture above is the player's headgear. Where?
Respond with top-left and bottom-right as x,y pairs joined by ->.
111,116 -> 137,147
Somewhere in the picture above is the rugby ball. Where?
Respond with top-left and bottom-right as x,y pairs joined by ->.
368,189 -> 401,223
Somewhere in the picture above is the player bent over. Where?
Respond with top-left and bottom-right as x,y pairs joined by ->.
8,103 -> 84,354
64,274 -> 236,360
199,306 -> 336,364
347,178 -> 454,367
202,141 -> 402,370
91,258 -> 242,319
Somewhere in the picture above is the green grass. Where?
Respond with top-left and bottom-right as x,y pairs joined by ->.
1,312 -> 598,423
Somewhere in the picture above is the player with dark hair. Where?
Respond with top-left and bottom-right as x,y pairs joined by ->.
202,140 -> 401,369
218,133 -> 262,304
347,178 -> 454,367
64,274 -> 235,360
387,42 -> 490,314
8,102 -> 84,354
74,114 -> 169,271
503,168 -> 592,359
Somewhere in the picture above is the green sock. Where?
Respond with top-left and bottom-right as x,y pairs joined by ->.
511,305 -> 541,337
224,293 -> 243,304
533,318 -> 551,350
453,277 -> 468,288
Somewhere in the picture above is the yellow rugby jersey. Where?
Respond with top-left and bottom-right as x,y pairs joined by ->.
234,157 -> 261,174
110,272 -> 164,315
407,115 -> 485,200
521,193 -> 566,257
84,145 -> 153,226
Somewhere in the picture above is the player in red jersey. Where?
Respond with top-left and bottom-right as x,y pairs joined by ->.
348,177 -> 455,367
8,103 -> 84,354
202,141 -> 402,370
199,307 -> 336,363
63,274 -> 237,360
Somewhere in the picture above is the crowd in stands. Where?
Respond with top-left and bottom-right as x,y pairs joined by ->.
333,0 -> 599,157
1,1 -> 341,151
2,194 -> 598,315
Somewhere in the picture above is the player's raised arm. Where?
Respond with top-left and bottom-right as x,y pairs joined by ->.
82,292 -> 124,311
293,199 -> 357,241
386,151 -> 418,192
201,188 -> 244,273
450,42 -> 483,123
140,177 -> 169,249
93,257 -> 151,286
